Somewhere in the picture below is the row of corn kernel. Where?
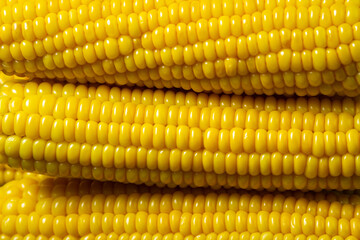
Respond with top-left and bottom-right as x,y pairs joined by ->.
21,193 -> 360,217
2,42 -> 358,78
15,193 -> 360,217
3,178 -> 359,215
12,59 -> 358,83
2,193 -> 359,220
139,25 -> 359,53
51,64 -> 357,90
2,0 -> 358,23
4,58 -> 358,86
2,0 -> 358,19
3,64 -> 360,96
4,132 -> 360,177
2,9 -> 359,50
9,188 -> 359,217
3,114 -> 360,155
5,40 -> 359,77
1,108 -> 360,145
0,81 -> 254,107
2,81 -> 359,114
1,93 -> 359,135
1,231 -> 359,240
3,95 -> 359,132
3,67 -> 355,96
3,38 -> 359,74
2,2 -> 358,46
7,157 -> 360,190
0,0 -> 181,16
5,177 -> 356,210
1,211 -> 358,237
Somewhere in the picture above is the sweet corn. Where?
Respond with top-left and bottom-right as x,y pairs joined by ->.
0,0 -> 359,95
2,82 -> 360,190
1,178 -> 360,239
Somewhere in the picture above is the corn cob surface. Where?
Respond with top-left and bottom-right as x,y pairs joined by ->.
1,177 -> 360,240
0,0 -> 359,95
2,81 -> 360,190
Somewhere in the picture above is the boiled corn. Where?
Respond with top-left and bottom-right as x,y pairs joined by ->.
2,82 -> 360,190
0,178 -> 360,239
0,0 -> 359,95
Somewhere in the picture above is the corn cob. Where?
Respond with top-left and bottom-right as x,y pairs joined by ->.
0,163 -> 45,185
1,178 -> 360,239
0,0 -> 359,95
2,82 -> 360,190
